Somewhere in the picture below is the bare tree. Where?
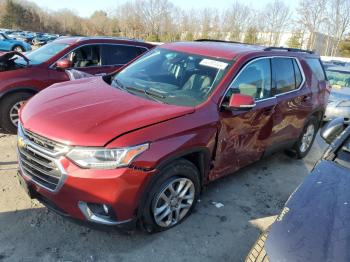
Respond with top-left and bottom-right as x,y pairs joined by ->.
328,0 -> 350,55
296,0 -> 328,50
261,0 -> 291,46
223,1 -> 252,41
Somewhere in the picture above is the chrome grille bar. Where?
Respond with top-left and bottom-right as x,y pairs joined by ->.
17,123 -> 68,192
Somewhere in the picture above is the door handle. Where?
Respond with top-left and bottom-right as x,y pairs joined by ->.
302,95 -> 311,102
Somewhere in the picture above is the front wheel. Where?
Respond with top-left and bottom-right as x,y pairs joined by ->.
140,159 -> 200,233
292,117 -> 318,159
12,45 -> 25,52
0,93 -> 32,133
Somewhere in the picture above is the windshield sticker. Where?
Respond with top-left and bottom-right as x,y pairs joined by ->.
199,59 -> 228,70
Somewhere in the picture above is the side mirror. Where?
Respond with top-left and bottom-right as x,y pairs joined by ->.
321,117 -> 345,144
55,59 -> 72,70
227,94 -> 256,110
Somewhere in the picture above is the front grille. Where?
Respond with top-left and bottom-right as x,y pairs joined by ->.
18,127 -> 69,192
24,130 -> 68,155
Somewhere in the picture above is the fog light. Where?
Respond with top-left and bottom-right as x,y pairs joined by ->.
86,203 -> 115,219
78,201 -> 120,225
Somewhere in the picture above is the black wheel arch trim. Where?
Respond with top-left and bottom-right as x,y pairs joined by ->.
0,87 -> 38,101
136,146 -> 212,218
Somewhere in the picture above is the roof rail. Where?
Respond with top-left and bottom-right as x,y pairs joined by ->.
264,46 -> 314,54
195,39 -> 247,45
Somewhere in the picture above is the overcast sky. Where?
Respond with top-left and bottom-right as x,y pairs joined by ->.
30,0 -> 299,17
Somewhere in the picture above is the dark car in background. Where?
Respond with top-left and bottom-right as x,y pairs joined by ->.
0,36 -> 154,132
247,118 -> 350,262
324,66 -> 350,123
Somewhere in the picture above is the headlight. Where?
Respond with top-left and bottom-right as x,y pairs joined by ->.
338,101 -> 350,107
66,143 -> 149,169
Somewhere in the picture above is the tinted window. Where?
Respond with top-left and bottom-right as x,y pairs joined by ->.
293,59 -> 303,87
326,69 -> 350,88
101,45 -> 146,65
65,45 -> 101,68
272,58 -> 295,94
227,58 -> 272,100
306,58 -> 326,81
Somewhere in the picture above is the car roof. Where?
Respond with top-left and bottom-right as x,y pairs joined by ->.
53,36 -> 152,47
161,41 -> 264,60
160,40 -> 315,61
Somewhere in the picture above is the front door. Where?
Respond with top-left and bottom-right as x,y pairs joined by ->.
211,57 -> 277,179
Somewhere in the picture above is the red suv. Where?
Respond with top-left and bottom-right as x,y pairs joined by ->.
17,40 -> 330,232
0,37 -> 154,132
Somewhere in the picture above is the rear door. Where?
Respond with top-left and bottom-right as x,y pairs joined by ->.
100,44 -> 148,74
269,57 -> 313,148
213,57 -> 277,178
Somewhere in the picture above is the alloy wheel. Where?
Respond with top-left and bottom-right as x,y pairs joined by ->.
9,101 -> 25,127
300,124 -> 315,153
153,177 -> 195,228
14,46 -> 24,52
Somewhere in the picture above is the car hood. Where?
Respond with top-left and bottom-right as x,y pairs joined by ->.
329,88 -> 350,102
266,160 -> 350,262
20,77 -> 195,146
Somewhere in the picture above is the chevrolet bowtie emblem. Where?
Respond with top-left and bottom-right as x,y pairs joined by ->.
17,137 -> 26,149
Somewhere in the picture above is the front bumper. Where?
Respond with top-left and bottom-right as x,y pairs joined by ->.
18,157 -> 156,225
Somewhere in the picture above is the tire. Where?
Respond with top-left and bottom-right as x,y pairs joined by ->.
292,116 -> 319,159
140,159 -> 200,233
246,232 -> 270,262
12,45 -> 25,52
0,92 -> 32,133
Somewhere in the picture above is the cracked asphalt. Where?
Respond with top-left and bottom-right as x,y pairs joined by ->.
0,128 -> 327,262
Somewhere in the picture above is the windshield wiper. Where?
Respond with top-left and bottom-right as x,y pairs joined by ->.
112,79 -> 168,103
124,86 -> 167,103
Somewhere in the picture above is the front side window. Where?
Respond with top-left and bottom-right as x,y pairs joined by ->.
110,48 -> 231,106
64,45 -> 101,68
101,45 -> 146,66
226,58 -> 272,101
272,58 -> 296,94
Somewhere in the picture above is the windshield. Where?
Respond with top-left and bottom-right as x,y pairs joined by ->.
16,42 -> 69,65
326,69 -> 350,88
111,48 -> 231,106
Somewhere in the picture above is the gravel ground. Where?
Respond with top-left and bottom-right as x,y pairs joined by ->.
0,128 -> 327,262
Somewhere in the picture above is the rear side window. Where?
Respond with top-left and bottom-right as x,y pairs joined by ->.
293,59 -> 303,87
272,58 -> 296,94
101,45 -> 146,66
306,58 -> 326,81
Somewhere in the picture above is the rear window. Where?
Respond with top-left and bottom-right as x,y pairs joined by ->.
101,45 -> 146,66
306,58 -> 326,81
272,58 -> 296,94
